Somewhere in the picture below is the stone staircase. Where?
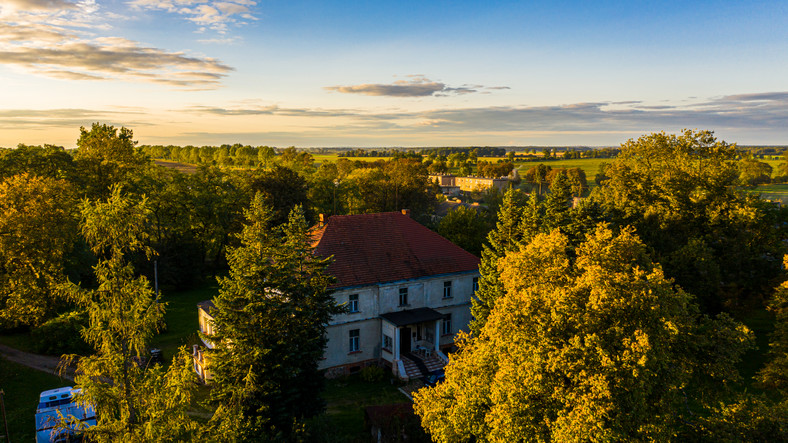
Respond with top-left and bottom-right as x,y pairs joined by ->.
401,353 -> 445,380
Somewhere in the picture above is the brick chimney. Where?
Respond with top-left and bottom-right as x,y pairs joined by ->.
401,209 -> 410,217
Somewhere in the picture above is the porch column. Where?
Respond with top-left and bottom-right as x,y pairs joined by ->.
434,320 -> 441,353
394,326 -> 401,361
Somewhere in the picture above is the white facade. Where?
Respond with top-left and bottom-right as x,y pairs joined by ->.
319,271 -> 479,377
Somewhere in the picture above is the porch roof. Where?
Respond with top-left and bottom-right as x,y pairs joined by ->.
380,307 -> 445,326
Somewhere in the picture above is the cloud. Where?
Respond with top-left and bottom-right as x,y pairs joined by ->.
0,22 -> 233,88
127,0 -> 257,34
183,91 -> 788,136
324,77 -> 509,98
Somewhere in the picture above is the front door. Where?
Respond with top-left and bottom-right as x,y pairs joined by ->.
400,327 -> 411,354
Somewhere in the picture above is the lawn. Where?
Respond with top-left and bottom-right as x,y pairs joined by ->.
0,356 -> 71,442
151,284 -> 220,364
315,374 -> 410,442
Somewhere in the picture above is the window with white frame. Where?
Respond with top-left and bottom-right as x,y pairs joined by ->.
443,281 -> 453,298
472,277 -> 479,293
383,334 -> 392,352
442,314 -> 452,335
348,293 -> 359,313
349,329 -> 360,353
399,287 -> 408,306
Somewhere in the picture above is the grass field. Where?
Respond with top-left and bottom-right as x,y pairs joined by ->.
515,158 -> 609,178
0,356 -> 71,442
745,183 -> 788,204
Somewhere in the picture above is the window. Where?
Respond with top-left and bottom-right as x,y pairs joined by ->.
399,287 -> 409,306
472,277 -> 479,293
349,329 -> 360,353
443,281 -> 453,299
348,293 -> 359,313
442,314 -> 452,336
383,335 -> 393,352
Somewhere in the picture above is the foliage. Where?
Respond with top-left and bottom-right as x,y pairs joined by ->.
0,173 -> 78,328
415,225 -> 754,442
64,186 -> 198,442
758,255 -> 788,396
739,154 -> 774,187
30,310 -> 91,355
469,189 -> 527,334
207,197 -> 341,440
249,164 -> 313,226
0,144 -> 75,180
360,365 -> 386,383
436,206 -> 489,257
74,123 -> 149,198
590,129 -> 788,312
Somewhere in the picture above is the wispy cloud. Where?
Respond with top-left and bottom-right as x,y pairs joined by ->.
127,0 -> 257,34
324,76 -> 510,98
184,91 -> 788,135
0,3 -> 234,88
4,91 -> 787,147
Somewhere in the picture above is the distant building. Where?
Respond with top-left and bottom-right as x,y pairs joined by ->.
429,174 -> 510,193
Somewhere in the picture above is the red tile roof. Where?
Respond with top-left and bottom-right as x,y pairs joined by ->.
312,212 -> 479,289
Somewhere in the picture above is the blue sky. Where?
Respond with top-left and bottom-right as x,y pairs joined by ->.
1,0 -> 787,147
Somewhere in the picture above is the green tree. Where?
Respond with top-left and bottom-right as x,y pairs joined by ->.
249,165 -> 313,226
469,189 -> 527,334
74,123 -> 149,198
0,144 -> 75,180
415,225 -> 753,442
591,129 -> 788,312
64,186 -> 198,442
739,154 -> 773,187
759,254 -> 788,396
0,173 -> 78,328
207,197 -> 341,440
524,164 -> 551,195
436,206 -> 489,257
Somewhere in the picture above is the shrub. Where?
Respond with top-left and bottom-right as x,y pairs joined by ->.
31,310 -> 91,355
360,365 -> 385,383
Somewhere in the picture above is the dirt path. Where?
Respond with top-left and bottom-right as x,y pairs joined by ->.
0,343 -> 75,381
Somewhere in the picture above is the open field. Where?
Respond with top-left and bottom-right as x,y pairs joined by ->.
0,356 -> 71,442
516,157 -> 609,178
746,183 -> 788,204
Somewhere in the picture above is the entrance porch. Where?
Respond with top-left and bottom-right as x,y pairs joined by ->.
380,308 -> 448,380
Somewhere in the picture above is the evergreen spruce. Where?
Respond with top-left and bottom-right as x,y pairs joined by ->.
207,194 -> 341,440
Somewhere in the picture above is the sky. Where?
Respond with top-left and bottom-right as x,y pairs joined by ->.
2,0 -> 788,148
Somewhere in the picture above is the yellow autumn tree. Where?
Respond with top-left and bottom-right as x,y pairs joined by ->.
414,225 -> 753,442
0,173 -> 78,328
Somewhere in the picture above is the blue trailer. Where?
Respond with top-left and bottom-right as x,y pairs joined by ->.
35,387 -> 96,443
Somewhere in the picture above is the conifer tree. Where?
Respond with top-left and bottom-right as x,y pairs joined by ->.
469,188 -> 526,334
207,195 -> 340,440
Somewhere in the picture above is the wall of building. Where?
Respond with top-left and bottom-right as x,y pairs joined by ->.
320,271 -> 480,374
